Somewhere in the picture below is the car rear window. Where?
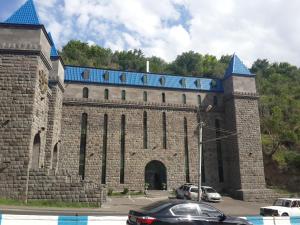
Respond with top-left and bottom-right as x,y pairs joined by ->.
141,201 -> 172,213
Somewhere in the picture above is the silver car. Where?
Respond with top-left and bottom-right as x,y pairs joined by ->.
201,186 -> 222,202
175,183 -> 194,199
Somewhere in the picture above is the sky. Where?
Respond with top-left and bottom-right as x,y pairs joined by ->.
1,0 -> 300,67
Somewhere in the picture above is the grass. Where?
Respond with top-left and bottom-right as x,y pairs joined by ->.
0,198 -> 99,208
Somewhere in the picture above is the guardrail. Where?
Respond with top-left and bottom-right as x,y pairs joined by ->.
0,214 -> 299,225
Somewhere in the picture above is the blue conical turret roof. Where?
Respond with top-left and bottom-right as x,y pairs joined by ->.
224,54 -> 253,78
4,0 -> 41,25
48,32 -> 59,58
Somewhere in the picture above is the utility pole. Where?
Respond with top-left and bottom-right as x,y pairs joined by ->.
198,121 -> 203,202
197,105 -> 212,202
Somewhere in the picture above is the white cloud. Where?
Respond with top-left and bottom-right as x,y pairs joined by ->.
32,0 -> 300,66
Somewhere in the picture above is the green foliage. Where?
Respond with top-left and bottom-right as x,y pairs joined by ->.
122,188 -> 129,194
108,188 -> 113,196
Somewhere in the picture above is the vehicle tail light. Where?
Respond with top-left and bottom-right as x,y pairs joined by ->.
136,216 -> 157,224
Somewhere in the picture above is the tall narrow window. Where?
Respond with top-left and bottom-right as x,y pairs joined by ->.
184,117 -> 190,183
162,112 -> 167,149
121,90 -> 126,100
143,91 -> 147,102
215,119 -> 224,182
198,95 -> 201,105
104,89 -> 109,100
120,115 -> 126,184
101,114 -> 108,184
202,149 -> 206,183
162,93 -> 166,103
79,113 -> 88,179
83,87 -> 89,98
182,94 -> 187,104
213,96 -> 218,106
143,111 -> 148,149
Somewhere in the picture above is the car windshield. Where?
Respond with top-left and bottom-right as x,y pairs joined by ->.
273,199 -> 291,207
205,188 -> 217,193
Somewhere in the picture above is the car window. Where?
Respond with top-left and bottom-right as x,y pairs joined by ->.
199,204 -> 222,217
291,201 -> 300,208
171,203 -> 200,216
205,188 -> 217,193
190,188 -> 198,193
284,200 -> 291,207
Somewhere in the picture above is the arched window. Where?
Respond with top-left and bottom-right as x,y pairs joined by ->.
184,117 -> 190,182
52,143 -> 58,171
162,93 -> 166,103
143,91 -> 147,102
143,111 -> 148,149
104,89 -> 109,100
101,114 -> 108,184
198,95 -> 201,105
83,87 -> 89,98
162,112 -> 167,149
120,115 -> 126,184
121,90 -> 126,100
213,96 -> 218,106
79,113 -> 88,179
32,133 -> 41,169
182,94 -> 186,104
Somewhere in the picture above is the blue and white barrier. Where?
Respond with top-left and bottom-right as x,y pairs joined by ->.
0,214 -> 299,225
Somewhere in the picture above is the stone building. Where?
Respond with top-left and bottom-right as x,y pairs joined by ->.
0,0 -> 273,202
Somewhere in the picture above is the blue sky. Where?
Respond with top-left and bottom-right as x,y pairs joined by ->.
1,0 -> 300,66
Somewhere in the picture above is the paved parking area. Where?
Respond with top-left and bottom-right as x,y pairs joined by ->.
0,194 -> 268,216
100,195 -> 267,216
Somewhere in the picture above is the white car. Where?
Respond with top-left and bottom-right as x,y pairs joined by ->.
201,186 -> 222,202
260,198 -> 300,216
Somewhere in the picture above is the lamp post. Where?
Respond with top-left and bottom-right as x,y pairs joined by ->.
197,105 -> 212,202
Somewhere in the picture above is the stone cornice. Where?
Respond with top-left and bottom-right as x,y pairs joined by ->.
63,98 -> 199,112
49,80 -> 65,93
224,91 -> 259,101
0,43 -> 52,70
63,98 -> 225,113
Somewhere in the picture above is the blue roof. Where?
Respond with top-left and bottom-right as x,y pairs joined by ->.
48,32 -> 59,58
4,0 -> 41,25
65,66 -> 224,92
224,54 -> 253,78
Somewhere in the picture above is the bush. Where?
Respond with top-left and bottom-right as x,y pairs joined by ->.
108,188 -> 113,196
122,188 -> 129,194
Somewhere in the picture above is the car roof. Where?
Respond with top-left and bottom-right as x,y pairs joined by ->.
201,186 -> 213,189
277,198 -> 300,201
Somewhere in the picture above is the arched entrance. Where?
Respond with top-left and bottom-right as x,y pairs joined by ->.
145,160 -> 167,190
31,133 -> 41,169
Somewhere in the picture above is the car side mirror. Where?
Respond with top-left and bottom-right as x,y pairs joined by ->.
218,214 -> 226,222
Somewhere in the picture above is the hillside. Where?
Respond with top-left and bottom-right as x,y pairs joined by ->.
60,40 -> 300,191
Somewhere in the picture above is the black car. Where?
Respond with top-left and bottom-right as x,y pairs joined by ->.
127,199 -> 251,225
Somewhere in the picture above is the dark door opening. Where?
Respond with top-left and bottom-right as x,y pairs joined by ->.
145,160 -> 167,190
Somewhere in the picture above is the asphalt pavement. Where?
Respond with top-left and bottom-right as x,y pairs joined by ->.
0,193 -> 268,217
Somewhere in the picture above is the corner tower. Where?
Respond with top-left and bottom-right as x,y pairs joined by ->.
0,0 -> 53,199
223,54 -> 270,201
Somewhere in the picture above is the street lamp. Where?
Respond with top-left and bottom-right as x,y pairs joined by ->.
197,104 -> 212,202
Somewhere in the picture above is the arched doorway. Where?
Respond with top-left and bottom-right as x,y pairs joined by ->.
145,160 -> 167,190
31,133 -> 41,169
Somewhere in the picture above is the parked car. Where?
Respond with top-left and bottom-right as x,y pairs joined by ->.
201,186 -> 222,202
127,199 -> 252,225
175,183 -> 194,199
260,198 -> 300,216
